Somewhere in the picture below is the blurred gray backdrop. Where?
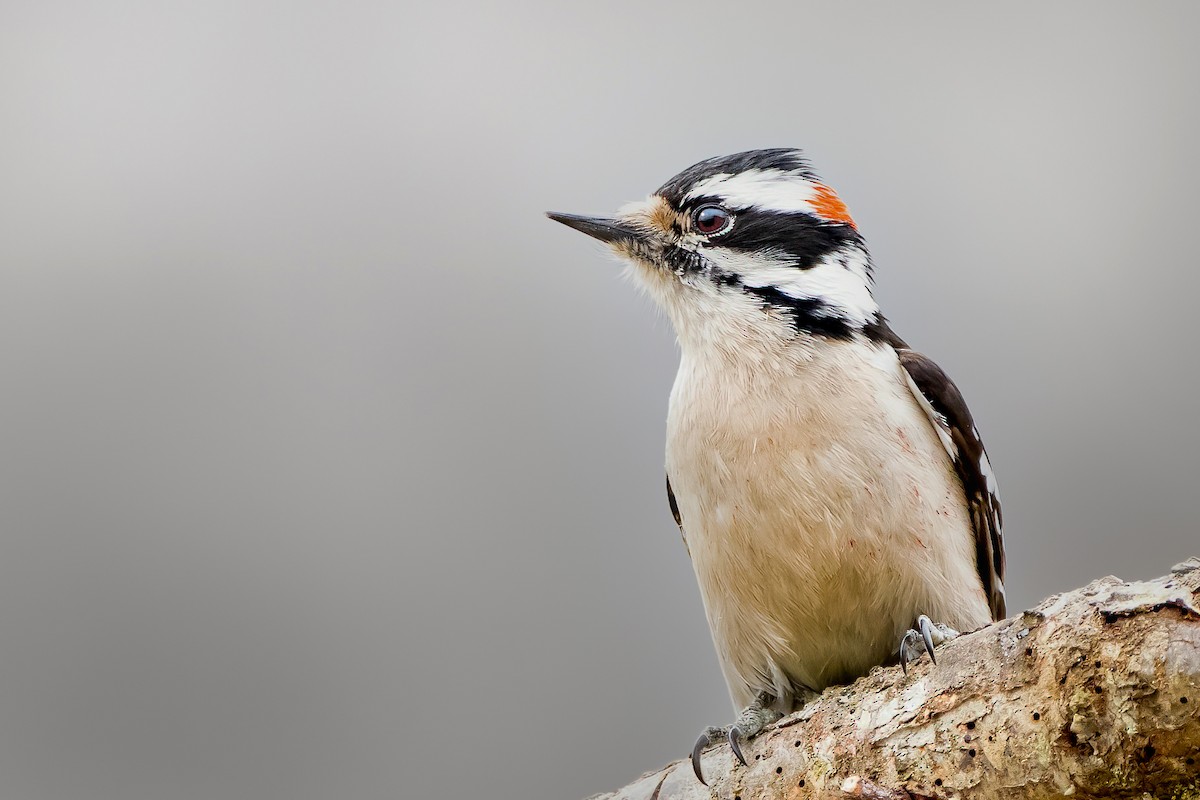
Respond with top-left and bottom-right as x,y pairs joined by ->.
2,2 -> 1198,799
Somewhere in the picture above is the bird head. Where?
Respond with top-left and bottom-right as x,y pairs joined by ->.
549,149 -> 880,355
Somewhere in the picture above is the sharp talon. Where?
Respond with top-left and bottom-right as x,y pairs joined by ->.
728,726 -> 747,766
899,636 -> 910,674
919,616 -> 937,665
691,732 -> 710,785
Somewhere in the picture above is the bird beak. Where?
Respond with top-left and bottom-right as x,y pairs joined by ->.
546,212 -> 647,246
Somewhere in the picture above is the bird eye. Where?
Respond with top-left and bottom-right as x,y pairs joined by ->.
694,205 -> 732,235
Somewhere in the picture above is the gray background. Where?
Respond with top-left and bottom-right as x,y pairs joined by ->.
2,2 -> 1198,799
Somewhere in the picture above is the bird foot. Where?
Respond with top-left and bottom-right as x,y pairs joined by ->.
690,692 -> 781,785
898,614 -> 958,674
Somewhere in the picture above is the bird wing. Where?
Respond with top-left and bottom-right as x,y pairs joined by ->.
894,346 -> 1007,621
666,474 -> 690,556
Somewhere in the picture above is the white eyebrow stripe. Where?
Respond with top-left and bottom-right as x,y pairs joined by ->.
684,169 -> 820,214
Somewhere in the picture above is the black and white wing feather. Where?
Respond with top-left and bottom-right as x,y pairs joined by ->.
894,346 -> 1007,621
666,474 -> 689,556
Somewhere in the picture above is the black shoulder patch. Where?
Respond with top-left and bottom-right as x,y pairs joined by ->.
862,314 -> 909,348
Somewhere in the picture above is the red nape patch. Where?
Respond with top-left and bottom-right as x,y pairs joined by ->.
810,183 -> 856,229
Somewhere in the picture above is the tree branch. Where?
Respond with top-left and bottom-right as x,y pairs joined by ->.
592,559 -> 1200,800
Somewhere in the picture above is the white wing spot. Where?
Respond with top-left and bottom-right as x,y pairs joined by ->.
974,427 -> 1000,496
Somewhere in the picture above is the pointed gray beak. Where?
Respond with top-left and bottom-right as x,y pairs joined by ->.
546,212 -> 646,245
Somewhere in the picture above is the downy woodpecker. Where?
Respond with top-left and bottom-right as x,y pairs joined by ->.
547,149 -> 1005,784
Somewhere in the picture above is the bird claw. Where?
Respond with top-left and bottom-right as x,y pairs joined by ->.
728,726 -> 747,766
691,727 -> 723,785
690,693 -> 779,784
919,614 -> 938,666
898,614 -> 959,674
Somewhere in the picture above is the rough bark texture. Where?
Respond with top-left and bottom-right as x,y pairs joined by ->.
592,560 -> 1200,800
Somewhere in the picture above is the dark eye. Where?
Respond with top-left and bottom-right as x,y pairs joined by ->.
694,205 -> 732,235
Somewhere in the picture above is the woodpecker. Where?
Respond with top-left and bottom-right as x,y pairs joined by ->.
547,149 -> 1005,785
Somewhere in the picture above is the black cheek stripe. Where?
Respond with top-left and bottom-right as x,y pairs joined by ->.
740,285 -> 857,340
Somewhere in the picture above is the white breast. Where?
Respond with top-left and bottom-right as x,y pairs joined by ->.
665,338 -> 990,712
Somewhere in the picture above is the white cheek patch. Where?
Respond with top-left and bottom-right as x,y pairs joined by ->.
784,259 -> 879,327
703,247 -> 879,328
685,169 -> 820,215
838,246 -> 874,287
